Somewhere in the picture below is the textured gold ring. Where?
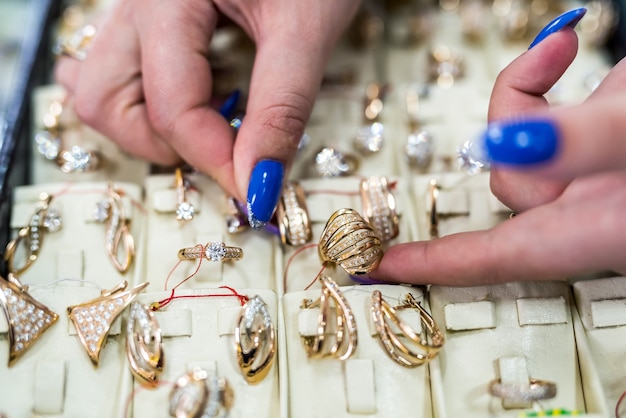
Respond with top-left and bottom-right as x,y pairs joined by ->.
360,176 -> 399,242
276,181 -> 312,246
177,242 -> 243,262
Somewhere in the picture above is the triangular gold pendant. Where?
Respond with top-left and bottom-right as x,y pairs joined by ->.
0,274 -> 59,367
67,280 -> 148,366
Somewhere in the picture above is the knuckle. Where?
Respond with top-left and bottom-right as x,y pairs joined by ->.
255,91 -> 313,144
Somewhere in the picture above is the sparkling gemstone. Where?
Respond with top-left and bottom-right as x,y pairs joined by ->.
297,133 -> 311,154
457,140 -> 490,175
34,131 -> 61,160
405,130 -> 434,169
354,122 -> 385,154
93,200 -> 110,222
42,209 -> 62,232
176,202 -> 195,221
206,242 -> 226,262
226,215 -> 243,234
59,146 -> 94,173
315,147 -> 350,178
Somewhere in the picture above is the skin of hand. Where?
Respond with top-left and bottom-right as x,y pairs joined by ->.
54,0 -> 362,202
371,29 -> 626,286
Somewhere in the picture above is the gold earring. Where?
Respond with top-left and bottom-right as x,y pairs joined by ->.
360,176 -> 400,242
370,290 -> 444,368
275,181 -> 312,246
93,183 -> 135,274
300,275 -> 357,360
169,368 -> 234,418
4,193 -> 62,276
174,167 -> 195,222
235,295 -> 276,384
0,274 -> 59,366
67,280 -> 148,366
318,208 -> 383,276
126,302 -> 164,387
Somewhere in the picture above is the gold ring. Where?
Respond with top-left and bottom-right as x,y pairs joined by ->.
53,23 -> 96,61
275,181 -> 312,246
428,178 -> 439,239
177,242 -> 243,262
318,208 -> 383,276
300,275 -> 357,360
488,378 -> 557,403
174,168 -> 195,222
126,302 -> 164,387
235,295 -> 276,384
370,291 -> 444,368
314,147 -> 359,178
169,368 -> 234,418
4,193 -> 62,276
360,176 -> 399,242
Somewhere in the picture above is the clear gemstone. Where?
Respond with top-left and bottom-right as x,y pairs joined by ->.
93,200 -> 110,222
42,209 -> 62,232
176,202 -> 195,221
59,146 -> 93,173
354,122 -> 385,154
405,130 -> 434,169
315,147 -> 350,178
457,140 -> 490,175
34,131 -> 61,160
206,242 -> 226,262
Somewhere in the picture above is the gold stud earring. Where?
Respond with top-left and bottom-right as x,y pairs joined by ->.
0,274 -> 59,366
126,302 -> 164,387
370,290 -> 444,368
67,280 -> 148,366
300,275 -> 357,360
235,295 -> 276,384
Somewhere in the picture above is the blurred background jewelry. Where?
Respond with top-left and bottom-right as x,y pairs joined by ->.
0,273 -> 59,367
488,378 -> 557,404
314,147 -> 359,178
370,291 -> 444,368
404,86 -> 435,171
300,275 -> 357,360
457,140 -> 490,175
169,368 -> 234,418
53,23 -> 96,61
126,302 -> 164,387
177,242 -> 243,262
428,179 -> 440,239
224,196 -> 250,234
428,45 -> 464,89
34,97 -> 102,173
353,83 -> 387,155
276,181 -> 312,246
93,183 -> 135,274
319,208 -> 383,276
235,295 -> 276,384
174,168 -> 195,222
4,193 -> 62,276
67,281 -> 148,366
360,176 -> 399,242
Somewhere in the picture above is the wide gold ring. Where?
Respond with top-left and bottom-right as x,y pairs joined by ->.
488,378 -> 557,403
360,176 -> 399,242
276,181 -> 312,246
53,24 -> 96,61
318,208 -> 383,276
177,242 -> 243,262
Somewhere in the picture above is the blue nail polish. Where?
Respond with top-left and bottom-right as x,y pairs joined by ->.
218,90 -> 240,120
247,160 -> 284,229
528,8 -> 586,49
483,119 -> 560,165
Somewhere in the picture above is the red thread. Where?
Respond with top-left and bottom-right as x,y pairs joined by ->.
615,389 -> 626,417
123,380 -> 174,416
282,243 -> 319,292
304,262 -> 327,291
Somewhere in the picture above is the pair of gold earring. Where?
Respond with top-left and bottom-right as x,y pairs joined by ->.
300,276 -> 444,367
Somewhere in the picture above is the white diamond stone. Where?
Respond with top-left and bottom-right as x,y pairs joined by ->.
34,131 -> 61,160
42,208 -> 62,232
60,146 -> 94,173
315,147 -> 350,178
206,242 -> 226,262
93,200 -> 110,222
406,130 -> 434,169
354,122 -> 384,154
457,140 -> 490,175
176,202 -> 195,221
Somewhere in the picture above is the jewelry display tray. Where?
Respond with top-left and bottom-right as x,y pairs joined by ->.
2,0 -> 626,417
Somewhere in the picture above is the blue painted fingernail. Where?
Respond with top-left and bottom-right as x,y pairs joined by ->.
247,159 -> 284,229
218,90 -> 240,120
483,119 -> 560,165
528,8 -> 586,49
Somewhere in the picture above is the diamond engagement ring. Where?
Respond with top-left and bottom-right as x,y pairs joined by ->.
177,242 -> 243,262
314,147 -> 359,178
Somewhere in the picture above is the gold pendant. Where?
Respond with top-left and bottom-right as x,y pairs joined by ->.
126,302 -> 164,387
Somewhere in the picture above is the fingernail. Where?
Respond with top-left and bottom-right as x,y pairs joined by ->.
482,119 -> 560,165
247,159 -> 284,229
218,90 -> 240,120
528,8 -> 586,49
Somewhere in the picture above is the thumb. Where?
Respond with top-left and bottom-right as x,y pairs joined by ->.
233,36 -> 326,229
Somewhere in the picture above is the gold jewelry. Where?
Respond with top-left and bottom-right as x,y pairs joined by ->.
53,23 -> 96,61
174,168 -> 195,222
67,280 -> 148,366
224,196 -> 249,234
4,193 -> 62,276
314,147 -> 359,178
354,83 -> 386,155
300,275 -> 357,360
370,291 -> 444,368
93,183 -> 135,274
177,242 -> 243,262
275,181 -> 312,246
428,178 -> 439,239
126,302 -> 164,387
428,45 -> 464,88
488,378 -> 557,403
318,208 -> 383,276
235,295 -> 276,384
0,274 -> 59,366
360,176 -> 399,242
169,368 -> 234,418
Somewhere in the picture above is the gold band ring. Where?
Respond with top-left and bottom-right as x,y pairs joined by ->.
488,378 -> 557,403
177,242 -> 243,262
360,176 -> 400,242
276,181 -> 312,246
